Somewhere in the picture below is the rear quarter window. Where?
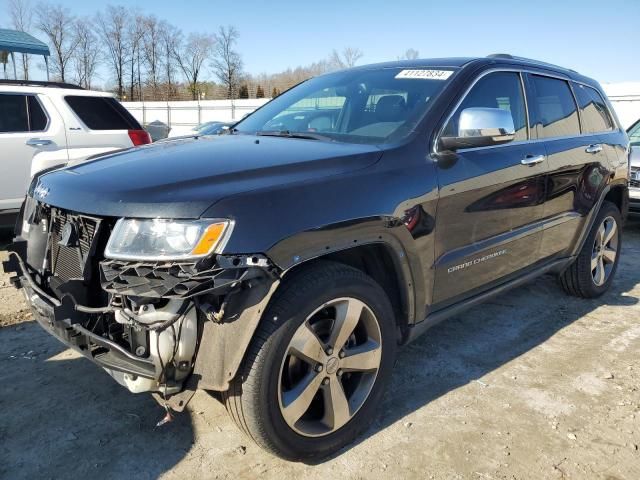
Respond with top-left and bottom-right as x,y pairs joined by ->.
573,83 -> 615,134
65,96 -> 141,130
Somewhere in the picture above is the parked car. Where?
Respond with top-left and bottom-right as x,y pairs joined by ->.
3,55 -> 629,461
0,80 -> 151,226
626,118 -> 640,213
167,121 -> 233,138
145,120 -> 170,142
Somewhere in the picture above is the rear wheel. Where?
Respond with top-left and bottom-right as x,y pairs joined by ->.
222,261 -> 396,460
560,201 -> 622,298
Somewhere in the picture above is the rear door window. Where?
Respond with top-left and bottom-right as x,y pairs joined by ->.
0,94 -> 49,132
528,75 -> 580,139
0,94 -> 29,132
443,71 -> 528,142
65,96 -> 141,130
28,96 -> 48,131
573,83 -> 614,134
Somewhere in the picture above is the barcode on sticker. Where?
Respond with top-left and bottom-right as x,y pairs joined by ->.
395,69 -> 453,80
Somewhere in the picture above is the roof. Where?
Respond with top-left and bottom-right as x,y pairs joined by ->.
0,79 -> 83,89
0,28 -> 50,56
0,83 -> 114,97
347,54 -> 596,86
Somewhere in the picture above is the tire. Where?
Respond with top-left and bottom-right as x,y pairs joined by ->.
222,260 -> 396,461
560,200 -> 622,298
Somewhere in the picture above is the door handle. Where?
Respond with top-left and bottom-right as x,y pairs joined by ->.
26,138 -> 54,147
585,144 -> 603,154
521,154 -> 546,166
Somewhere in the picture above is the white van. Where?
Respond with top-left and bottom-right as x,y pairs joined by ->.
0,80 -> 151,226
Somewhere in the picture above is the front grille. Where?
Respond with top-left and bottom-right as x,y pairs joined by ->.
49,210 -> 100,281
631,179 -> 640,189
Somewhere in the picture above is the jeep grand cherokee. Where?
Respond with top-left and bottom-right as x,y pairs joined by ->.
3,54 -> 629,461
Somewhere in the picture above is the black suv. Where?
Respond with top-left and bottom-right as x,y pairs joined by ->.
4,55 -> 629,461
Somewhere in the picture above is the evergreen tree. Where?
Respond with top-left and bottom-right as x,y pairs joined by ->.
256,85 -> 265,98
238,84 -> 249,99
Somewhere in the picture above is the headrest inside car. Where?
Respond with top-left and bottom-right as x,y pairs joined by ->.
376,95 -> 407,122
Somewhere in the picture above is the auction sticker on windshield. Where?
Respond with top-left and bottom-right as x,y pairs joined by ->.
395,69 -> 454,80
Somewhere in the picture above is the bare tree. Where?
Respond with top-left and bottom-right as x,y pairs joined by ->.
399,48 -> 420,60
175,32 -> 214,100
72,18 -> 100,89
142,15 -> 162,97
8,0 -> 33,79
329,47 -> 363,69
211,26 -> 243,99
127,14 -> 145,100
96,6 -> 128,99
36,3 -> 79,82
158,21 -> 181,100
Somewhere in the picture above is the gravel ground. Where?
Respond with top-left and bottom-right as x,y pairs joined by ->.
0,224 -> 639,480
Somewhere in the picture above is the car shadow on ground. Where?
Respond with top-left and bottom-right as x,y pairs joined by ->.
1,224 -> 639,475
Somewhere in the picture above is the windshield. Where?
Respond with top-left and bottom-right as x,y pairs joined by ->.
629,120 -> 640,147
233,67 -> 456,145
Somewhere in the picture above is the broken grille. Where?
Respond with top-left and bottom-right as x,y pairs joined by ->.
49,210 -> 100,281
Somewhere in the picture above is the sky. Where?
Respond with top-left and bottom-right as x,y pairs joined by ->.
2,0 -> 640,85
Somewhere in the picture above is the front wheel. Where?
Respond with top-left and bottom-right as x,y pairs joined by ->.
222,261 -> 396,460
560,200 -> 622,298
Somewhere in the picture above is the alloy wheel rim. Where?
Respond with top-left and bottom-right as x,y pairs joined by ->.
277,297 -> 382,437
591,216 -> 618,287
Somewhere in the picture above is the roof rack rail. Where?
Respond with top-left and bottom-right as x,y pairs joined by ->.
486,54 -> 578,74
0,79 -> 84,89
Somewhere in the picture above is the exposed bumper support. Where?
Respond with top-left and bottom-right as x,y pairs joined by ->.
4,244 -> 282,393
4,251 -> 157,379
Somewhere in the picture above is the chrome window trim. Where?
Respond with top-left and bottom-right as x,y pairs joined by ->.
518,72 -> 531,141
0,92 -> 51,134
432,67 -> 623,156
566,77 -> 584,135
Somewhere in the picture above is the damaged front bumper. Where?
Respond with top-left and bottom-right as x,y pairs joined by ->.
3,238 -> 280,408
4,248 -> 156,379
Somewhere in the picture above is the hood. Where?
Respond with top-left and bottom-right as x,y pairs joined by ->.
33,135 -> 383,218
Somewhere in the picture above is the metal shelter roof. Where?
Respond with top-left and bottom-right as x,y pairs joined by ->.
0,28 -> 50,56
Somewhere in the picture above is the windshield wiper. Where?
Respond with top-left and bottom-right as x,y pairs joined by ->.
256,130 -> 334,142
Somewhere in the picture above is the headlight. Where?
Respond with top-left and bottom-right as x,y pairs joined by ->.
105,218 -> 233,261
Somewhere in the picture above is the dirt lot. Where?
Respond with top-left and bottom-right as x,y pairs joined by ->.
1,223 -> 639,480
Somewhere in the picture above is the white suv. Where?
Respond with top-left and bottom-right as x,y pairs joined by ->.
0,80 -> 150,225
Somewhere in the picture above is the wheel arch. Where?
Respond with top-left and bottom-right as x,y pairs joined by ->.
603,183 -> 629,221
570,182 -> 628,258
277,242 -> 416,343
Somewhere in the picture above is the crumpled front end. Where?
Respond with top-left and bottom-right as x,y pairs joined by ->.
3,196 -> 279,409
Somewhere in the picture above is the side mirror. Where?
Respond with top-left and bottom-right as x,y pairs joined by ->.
440,107 -> 516,151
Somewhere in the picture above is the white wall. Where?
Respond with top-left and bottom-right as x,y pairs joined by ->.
122,98 -> 271,136
603,83 -> 640,129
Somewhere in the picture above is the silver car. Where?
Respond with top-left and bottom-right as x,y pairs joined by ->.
628,119 -> 640,213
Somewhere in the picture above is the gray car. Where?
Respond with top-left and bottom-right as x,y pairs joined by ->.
628,119 -> 640,213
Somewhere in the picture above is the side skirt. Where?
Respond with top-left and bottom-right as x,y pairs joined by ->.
404,256 -> 574,344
